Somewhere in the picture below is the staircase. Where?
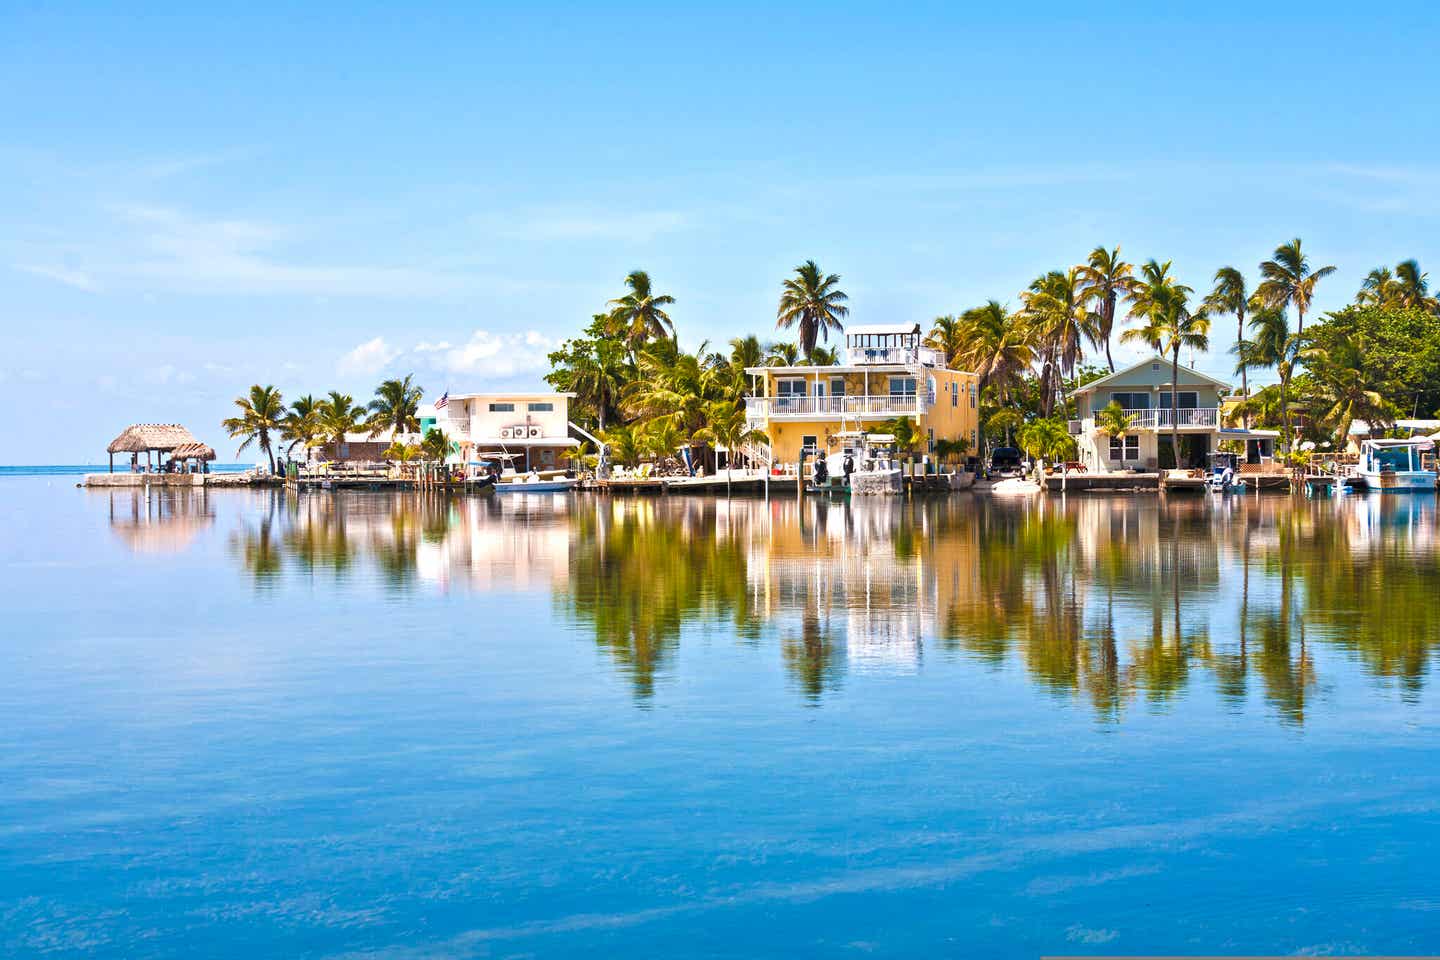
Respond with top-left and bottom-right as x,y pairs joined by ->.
736,438 -> 773,472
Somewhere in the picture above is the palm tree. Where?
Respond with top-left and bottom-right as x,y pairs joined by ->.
1300,332 -> 1392,446
1234,308 -> 1303,454
1204,267 -> 1253,426
1256,238 -> 1336,336
607,270 -> 676,353
640,417 -> 691,467
600,424 -> 643,468
1016,417 -> 1076,469
766,341 -> 801,367
1356,266 -> 1396,307
881,416 -> 926,474
805,344 -> 840,366
280,394 -> 324,458
222,384 -> 285,472
933,436 -> 970,469
367,374 -> 424,438
1077,246 -> 1134,372
382,441 -> 422,462
571,338 -> 629,431
694,399 -> 768,495
1094,401 -> 1136,444
925,314 -> 965,369
421,427 -> 454,462
318,391 -> 368,459
1121,276 -> 1209,469
776,259 -> 849,356
1392,259 -> 1438,312
955,300 -> 1034,406
1022,268 -> 1092,416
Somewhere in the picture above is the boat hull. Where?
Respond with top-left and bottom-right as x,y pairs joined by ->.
1353,471 -> 1437,492
494,478 -> 579,493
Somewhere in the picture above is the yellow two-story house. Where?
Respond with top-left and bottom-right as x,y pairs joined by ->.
744,322 -> 981,466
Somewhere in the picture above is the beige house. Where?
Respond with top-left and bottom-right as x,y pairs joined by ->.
430,392 -> 579,471
1072,357 -> 1277,471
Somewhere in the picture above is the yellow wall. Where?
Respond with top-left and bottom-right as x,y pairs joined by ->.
750,367 -> 981,465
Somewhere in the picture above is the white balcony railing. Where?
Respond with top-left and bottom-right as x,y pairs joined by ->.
745,394 -> 929,419
843,346 -> 946,367
1083,407 -> 1221,431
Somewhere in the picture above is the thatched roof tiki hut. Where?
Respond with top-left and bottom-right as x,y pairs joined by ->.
105,424 -> 205,473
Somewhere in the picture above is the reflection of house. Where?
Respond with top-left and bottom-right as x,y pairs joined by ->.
434,392 -> 579,471
744,323 -> 981,466
1072,356 -> 1277,471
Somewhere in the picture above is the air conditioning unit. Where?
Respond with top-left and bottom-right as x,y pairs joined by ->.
499,427 -> 513,440
528,426 -> 542,439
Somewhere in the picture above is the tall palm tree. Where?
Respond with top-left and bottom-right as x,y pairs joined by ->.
1023,268 -> 1092,416
281,394 -> 324,457
222,384 -> 285,472
955,300 -> 1033,403
1233,308 -> 1303,453
1204,266 -> 1253,426
776,259 -> 849,356
723,335 -> 765,400
1300,332 -> 1393,444
1077,245 -> 1134,372
1121,278 -> 1209,469
607,270 -> 676,353
1393,259 -> 1439,313
1356,266 -> 1396,307
367,374 -> 424,438
1256,238 -> 1336,336
318,391 -> 368,458
571,339 -> 629,430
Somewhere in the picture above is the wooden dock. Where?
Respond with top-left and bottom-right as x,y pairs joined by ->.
1043,472 -> 1161,493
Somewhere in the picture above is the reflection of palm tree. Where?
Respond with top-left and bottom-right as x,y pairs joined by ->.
782,610 -> 844,703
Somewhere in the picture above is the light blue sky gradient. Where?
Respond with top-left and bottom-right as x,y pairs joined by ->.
3,3 -> 1437,462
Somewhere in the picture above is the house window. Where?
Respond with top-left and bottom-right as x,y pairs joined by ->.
1158,391 -> 1198,409
830,377 -> 846,397
1111,392 -> 1149,409
1108,435 -> 1140,462
889,376 -> 917,397
528,402 -> 554,412
928,428 -> 935,454
776,379 -> 807,397
969,382 -> 976,408
489,402 -> 515,412
951,383 -> 958,407
801,435 -> 819,455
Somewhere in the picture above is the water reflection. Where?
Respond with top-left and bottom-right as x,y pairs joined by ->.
102,486 -> 216,554
219,490 -> 1440,722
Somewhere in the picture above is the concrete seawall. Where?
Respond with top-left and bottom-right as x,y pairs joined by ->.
82,473 -> 274,488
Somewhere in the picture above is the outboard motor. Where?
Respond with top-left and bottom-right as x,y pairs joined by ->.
814,456 -> 829,485
843,454 -> 855,483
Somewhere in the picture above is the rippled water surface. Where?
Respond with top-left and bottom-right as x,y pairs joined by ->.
3,478 -> 1439,957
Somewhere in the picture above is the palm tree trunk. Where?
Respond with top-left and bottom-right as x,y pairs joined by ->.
1280,373 -> 1291,455
1171,350 -> 1182,471
1238,314 -> 1250,430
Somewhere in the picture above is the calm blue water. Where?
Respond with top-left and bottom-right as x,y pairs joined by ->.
1,478 -> 1438,957
0,464 -> 252,477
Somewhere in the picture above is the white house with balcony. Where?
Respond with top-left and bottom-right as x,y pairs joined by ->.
427,392 -> 579,472
742,323 -> 981,467
1072,357 -> 1277,471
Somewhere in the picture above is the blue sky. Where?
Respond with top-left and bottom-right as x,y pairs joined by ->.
3,2 -> 1438,462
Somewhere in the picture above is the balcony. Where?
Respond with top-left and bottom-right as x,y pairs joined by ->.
844,345 -> 946,367
1081,407 -> 1221,432
745,394 -> 930,420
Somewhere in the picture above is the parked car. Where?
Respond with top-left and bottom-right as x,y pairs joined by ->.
988,446 -> 1025,479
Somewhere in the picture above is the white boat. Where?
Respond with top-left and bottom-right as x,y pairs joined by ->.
494,474 -> 579,493
991,477 -> 1043,496
1205,452 -> 1247,494
1351,438 -> 1437,492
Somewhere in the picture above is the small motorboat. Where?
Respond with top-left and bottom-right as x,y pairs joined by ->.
494,473 -> 579,493
1205,452 -> 1247,494
1351,438 -> 1438,492
991,477 -> 1043,496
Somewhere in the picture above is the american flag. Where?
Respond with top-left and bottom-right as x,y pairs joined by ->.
435,391 -> 448,409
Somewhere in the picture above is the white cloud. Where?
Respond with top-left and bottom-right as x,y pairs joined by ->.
338,336 -> 401,376
14,263 -> 98,291
415,329 -> 557,378
338,329 -> 558,381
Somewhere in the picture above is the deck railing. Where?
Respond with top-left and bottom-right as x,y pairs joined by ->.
1083,407 -> 1221,431
745,394 -> 930,419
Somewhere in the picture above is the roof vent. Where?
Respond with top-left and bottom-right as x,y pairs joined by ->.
1151,362 -> 1160,371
